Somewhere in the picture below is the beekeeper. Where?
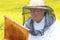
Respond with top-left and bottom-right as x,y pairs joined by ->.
23,0 -> 60,40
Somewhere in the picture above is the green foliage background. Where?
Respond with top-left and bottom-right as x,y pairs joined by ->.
0,0 -> 60,40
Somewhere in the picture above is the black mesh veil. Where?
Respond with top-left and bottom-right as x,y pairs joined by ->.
22,6 -> 56,25
22,6 -> 56,36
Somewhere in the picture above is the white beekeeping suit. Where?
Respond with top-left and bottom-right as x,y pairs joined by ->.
27,19 -> 60,40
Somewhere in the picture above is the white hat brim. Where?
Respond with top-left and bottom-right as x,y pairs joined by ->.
23,6 -> 49,10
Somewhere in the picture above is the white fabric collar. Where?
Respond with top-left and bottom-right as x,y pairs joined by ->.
34,16 -> 45,30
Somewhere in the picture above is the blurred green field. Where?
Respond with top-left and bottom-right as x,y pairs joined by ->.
0,0 -> 60,40
0,30 -> 4,40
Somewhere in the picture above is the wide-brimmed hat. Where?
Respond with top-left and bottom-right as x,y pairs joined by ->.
23,0 -> 50,10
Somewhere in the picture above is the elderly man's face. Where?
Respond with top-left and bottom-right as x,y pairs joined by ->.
30,9 -> 45,23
